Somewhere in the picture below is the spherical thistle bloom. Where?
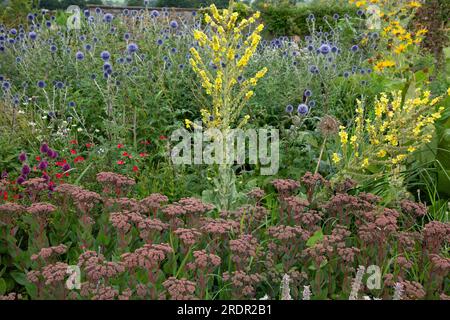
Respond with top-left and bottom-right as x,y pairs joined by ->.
151,10 -> 160,18
297,103 -> 309,115
103,62 -> 112,71
75,51 -> 84,61
9,28 -> 17,35
319,44 -> 330,54
304,89 -> 312,97
356,9 -> 364,16
50,44 -> 57,52
285,104 -> 294,113
100,50 -> 111,61
127,42 -> 138,54
333,13 -> 339,20
55,81 -> 64,89
62,163 -> 71,172
343,71 -> 350,78
156,39 -> 164,46
103,13 -> 114,23
28,31 -> 37,40
169,20 -> 179,29
37,80 -> 46,88
351,45 -> 359,52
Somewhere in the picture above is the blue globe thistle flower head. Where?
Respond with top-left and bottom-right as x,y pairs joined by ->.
285,104 -> 294,113
84,9 -> 90,17
0,75 -> 4,81
343,71 -> 350,78
127,43 -> 138,53
319,44 -> 330,54
126,56 -> 132,63
0,35 -> 4,41
171,47 -> 177,54
307,44 -> 314,51
51,16 -> 56,21
192,11 -> 197,17
79,35 -> 86,42
0,45 -> 5,52
179,64 -> 185,69
309,65 -> 319,74
170,20 -> 179,29
237,75 -> 244,83
124,32 -> 131,40
351,45 -> 359,52
75,51 -> 84,60
2,80 -> 11,91
8,38 -> 15,44
117,57 -> 125,64
45,20 -> 51,28
55,81 -> 64,89
15,56 -> 21,63
104,13 -> 114,23
308,100 -> 316,108
68,101 -> 76,108
304,89 -> 312,97
123,9 -> 129,16
366,68 -> 372,74
50,44 -> 57,52
101,50 -> 110,61
27,13 -> 34,21
103,62 -> 112,71
84,43 -> 92,51
357,9 -> 364,16
151,10 -> 160,18
331,46 -> 338,53
92,37 -> 98,43
28,31 -> 37,40
333,13 -> 339,20
37,80 -> 46,88
144,0 -> 149,5
95,7 -> 102,14
297,103 -> 309,115
90,74 -> 97,80
308,13 -> 315,21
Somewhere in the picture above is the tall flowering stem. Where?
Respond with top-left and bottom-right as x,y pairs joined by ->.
187,2 -> 267,131
187,2 -> 267,210
332,88 -> 447,187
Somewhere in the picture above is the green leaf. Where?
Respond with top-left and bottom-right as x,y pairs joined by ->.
306,229 -> 324,247
0,278 -> 6,295
10,271 -> 28,286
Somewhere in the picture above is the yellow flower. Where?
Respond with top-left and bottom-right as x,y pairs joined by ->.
407,146 -> 416,153
408,1 -> 421,8
447,87 -> 450,96
362,158 -> 369,168
377,149 -> 387,158
245,91 -> 254,99
332,153 -> 341,164
394,44 -> 407,54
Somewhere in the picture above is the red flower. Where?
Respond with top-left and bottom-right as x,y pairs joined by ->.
122,152 -> 129,157
159,135 -> 167,140
74,156 -> 85,163
117,144 -> 124,149
133,165 -> 138,172
86,143 -> 93,148
36,156 -> 41,161
117,160 -> 125,165
2,191 -> 8,201
139,152 -> 148,158
69,140 -> 78,145
140,140 -> 151,145
70,149 -> 77,155
56,173 -> 63,179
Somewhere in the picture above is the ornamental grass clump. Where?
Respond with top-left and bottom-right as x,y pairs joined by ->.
332,88 -> 447,188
